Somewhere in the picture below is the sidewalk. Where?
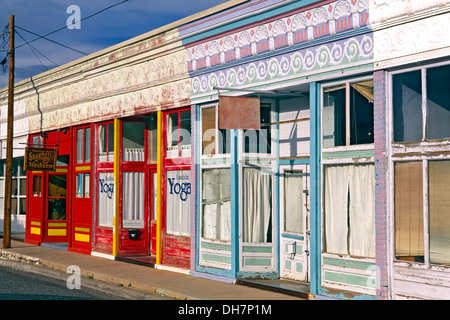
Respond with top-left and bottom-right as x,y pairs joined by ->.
0,236 -> 308,301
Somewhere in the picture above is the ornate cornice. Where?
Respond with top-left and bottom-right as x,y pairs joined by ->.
187,0 -> 370,73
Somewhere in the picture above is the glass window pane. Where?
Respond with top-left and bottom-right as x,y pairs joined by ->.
148,115 -> 157,163
167,113 -> 178,148
19,198 -> 26,215
33,136 -> 42,147
242,167 -> 272,243
57,155 -> 69,167
323,87 -> 346,147
48,175 -> 67,197
122,172 -> 145,228
429,160 -> 450,265
11,198 -> 17,215
284,170 -> 303,234
12,179 -> 17,196
180,111 -> 191,146
394,161 -> 424,262
166,170 -> 191,236
122,122 -> 145,161
98,172 -> 114,227
85,127 -> 91,163
202,168 -> 231,241
84,173 -> 90,198
426,65 -> 450,140
76,174 -> 83,198
244,104 -> 271,153
48,198 -> 66,220
19,178 -> 26,195
98,124 -> 107,162
324,164 -> 375,257
350,81 -> 374,145
107,123 -> 115,161
202,107 -> 216,155
393,70 -> 422,142
76,129 -> 84,163
152,172 -> 157,221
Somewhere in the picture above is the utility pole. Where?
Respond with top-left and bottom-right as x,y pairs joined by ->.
3,15 -> 14,249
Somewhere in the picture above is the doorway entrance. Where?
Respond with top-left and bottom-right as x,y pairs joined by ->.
279,165 -> 310,282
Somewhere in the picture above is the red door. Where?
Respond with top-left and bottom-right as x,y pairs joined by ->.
44,131 -> 70,243
25,171 -> 44,245
71,125 -> 93,254
149,168 -> 157,255
94,121 -> 115,254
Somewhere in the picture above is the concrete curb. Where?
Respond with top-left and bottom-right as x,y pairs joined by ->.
0,249 -> 203,300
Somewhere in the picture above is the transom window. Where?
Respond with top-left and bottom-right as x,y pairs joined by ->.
323,79 -> 374,147
393,64 -> 450,142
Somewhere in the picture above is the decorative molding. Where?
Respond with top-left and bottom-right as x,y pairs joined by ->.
191,33 -> 373,97
373,12 -> 450,69
187,0 -> 370,73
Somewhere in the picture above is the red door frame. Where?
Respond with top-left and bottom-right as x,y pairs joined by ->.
70,124 -> 93,254
93,121 -> 115,255
117,117 -> 149,256
161,107 -> 191,268
149,167 -> 157,255
42,130 -> 71,244
25,134 -> 45,245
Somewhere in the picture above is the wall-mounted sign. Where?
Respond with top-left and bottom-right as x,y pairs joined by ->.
24,147 -> 57,171
219,96 -> 260,130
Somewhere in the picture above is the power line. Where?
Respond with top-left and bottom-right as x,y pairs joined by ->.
15,29 -> 58,70
15,25 -> 88,56
15,0 -> 129,51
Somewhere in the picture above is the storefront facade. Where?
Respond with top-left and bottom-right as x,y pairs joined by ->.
1,16 -> 199,269
2,0 -> 449,300
372,0 -> 450,299
182,0 -> 376,298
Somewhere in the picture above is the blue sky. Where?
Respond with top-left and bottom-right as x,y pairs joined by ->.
0,0 -> 229,88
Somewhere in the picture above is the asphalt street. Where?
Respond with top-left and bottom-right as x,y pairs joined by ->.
0,260 -> 174,300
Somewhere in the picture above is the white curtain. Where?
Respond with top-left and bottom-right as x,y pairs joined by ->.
122,172 -> 145,228
348,165 -> 375,257
123,148 -> 144,161
284,170 -> 303,234
98,125 -> 107,162
166,170 -> 190,236
202,168 -> 231,241
242,167 -> 272,243
324,164 -> 375,258
76,129 -> 84,163
98,172 -> 114,227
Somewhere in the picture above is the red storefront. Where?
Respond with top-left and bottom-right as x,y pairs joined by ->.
25,125 -> 93,255
25,108 -> 192,270
160,107 -> 192,268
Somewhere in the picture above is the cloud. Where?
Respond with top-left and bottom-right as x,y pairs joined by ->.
0,0 -> 229,85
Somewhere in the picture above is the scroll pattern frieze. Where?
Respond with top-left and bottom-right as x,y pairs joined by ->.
191,33 -> 373,96
187,0 -> 370,73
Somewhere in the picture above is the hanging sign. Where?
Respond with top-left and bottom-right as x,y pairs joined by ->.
24,147 -> 57,171
218,96 -> 260,130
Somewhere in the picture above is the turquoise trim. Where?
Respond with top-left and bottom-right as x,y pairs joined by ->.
309,81 -> 321,295
274,101 -> 280,278
278,158 -> 310,166
230,129 -> 239,277
281,233 -> 304,241
181,0 -> 324,46
194,104 -> 202,272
